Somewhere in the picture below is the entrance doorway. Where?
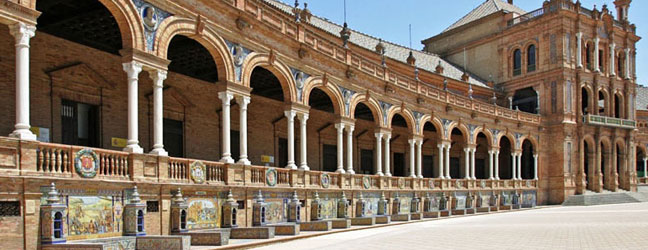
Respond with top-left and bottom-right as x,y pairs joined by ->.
61,99 -> 99,147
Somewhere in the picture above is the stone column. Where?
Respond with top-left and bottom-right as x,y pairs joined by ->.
150,70 -> 167,156
576,32 -> 583,68
488,150 -> 495,180
625,48 -> 631,79
236,96 -> 251,165
346,125 -> 355,174
218,92 -> 234,163
445,144 -> 451,179
610,43 -> 616,76
594,37 -> 600,72
123,61 -> 143,153
511,153 -> 517,180
464,148 -> 470,179
517,153 -> 523,180
643,157 -> 647,178
416,139 -> 423,178
437,144 -> 445,179
284,110 -> 297,169
470,148 -> 476,179
335,123 -> 345,173
298,113 -> 309,170
533,154 -> 539,180
408,139 -> 416,178
384,133 -> 391,176
8,23 -> 37,140
375,132 -> 383,176
495,150 -> 500,180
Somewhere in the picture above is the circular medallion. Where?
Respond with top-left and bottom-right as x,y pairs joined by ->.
526,180 -> 531,187
429,179 -> 435,189
74,148 -> 99,178
456,179 -> 463,188
321,173 -> 330,188
295,71 -> 305,89
480,180 -> 486,188
362,176 -> 371,189
190,161 -> 206,184
141,4 -> 159,31
266,168 -> 277,187
398,178 -> 405,189
232,45 -> 244,66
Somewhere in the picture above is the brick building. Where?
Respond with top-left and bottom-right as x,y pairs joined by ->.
0,0 -> 644,249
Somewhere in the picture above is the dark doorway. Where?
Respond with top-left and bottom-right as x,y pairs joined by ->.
322,144 -> 337,172
476,158 -> 486,179
361,149 -> 374,175
61,99 -> 99,147
251,67 -> 284,102
512,87 -> 538,114
423,155 -> 434,178
450,157 -> 460,178
393,152 -> 405,177
499,137 -> 513,179
231,130 -> 240,163
163,119 -> 183,157
278,138 -> 287,168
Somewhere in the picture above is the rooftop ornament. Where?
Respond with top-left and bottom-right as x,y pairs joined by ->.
340,0 -> 351,48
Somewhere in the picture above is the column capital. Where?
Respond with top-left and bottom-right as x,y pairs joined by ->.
235,95 -> 251,108
297,112 -> 309,121
218,91 -> 234,103
334,122 -> 345,130
374,132 -> 384,139
345,124 -> 355,132
284,109 -> 297,120
408,139 -> 416,145
122,61 -> 143,80
9,22 -> 36,47
149,69 -> 167,87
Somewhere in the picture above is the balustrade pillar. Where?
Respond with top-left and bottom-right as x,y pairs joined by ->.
488,150 -> 495,180
408,139 -> 416,178
495,150 -> 500,180
375,132 -> 383,176
511,153 -> 517,180
218,92 -> 234,163
576,32 -> 583,68
464,148 -> 470,179
335,123 -> 345,173
416,139 -> 423,178
437,144 -> 445,179
533,154 -> 538,180
284,110 -> 297,169
470,147 -> 476,180
445,144 -> 451,179
9,23 -> 37,140
298,113 -> 309,170
384,133 -> 391,176
236,96 -> 251,165
346,125 -> 355,174
123,61 -> 143,153
150,70 -> 167,156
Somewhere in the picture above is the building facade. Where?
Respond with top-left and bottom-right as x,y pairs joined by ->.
0,0 -> 644,249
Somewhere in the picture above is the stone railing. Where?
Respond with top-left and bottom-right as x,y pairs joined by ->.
1,139 -> 538,192
229,0 -> 542,126
583,114 -> 636,129
507,8 -> 544,27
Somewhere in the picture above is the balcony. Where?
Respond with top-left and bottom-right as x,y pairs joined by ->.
583,115 -> 636,129
0,137 -> 538,192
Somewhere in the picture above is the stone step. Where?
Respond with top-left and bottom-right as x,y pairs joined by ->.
563,192 -> 648,206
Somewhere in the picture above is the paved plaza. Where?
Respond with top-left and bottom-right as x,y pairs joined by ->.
253,203 -> 648,250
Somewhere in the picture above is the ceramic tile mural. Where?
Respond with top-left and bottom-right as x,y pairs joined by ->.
397,193 -> 412,214
479,192 -> 492,206
186,198 -> 220,229
454,192 -> 467,209
522,190 -> 537,207
360,192 -> 381,216
264,199 -> 288,224
67,196 -> 123,239
501,191 -> 515,205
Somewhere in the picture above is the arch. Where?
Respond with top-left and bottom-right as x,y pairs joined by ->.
597,88 -> 609,115
349,94 -> 382,126
418,115 -> 443,140
155,17 -> 235,82
499,135 -> 514,180
445,122 -> 470,144
385,106 -> 417,135
302,76 -> 345,115
241,52 -> 298,103
613,92 -> 625,118
521,139 -> 535,179
582,135 -> 596,191
512,48 -> 522,76
581,84 -> 593,115
472,127 -> 494,148
526,43 -> 537,72
98,0 -> 144,50
519,134 -> 539,153
495,131 -> 518,151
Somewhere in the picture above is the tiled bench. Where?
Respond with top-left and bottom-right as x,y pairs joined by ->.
350,217 -> 375,226
375,215 -> 391,224
299,221 -> 332,231
137,235 -> 191,250
41,236 -> 137,250
391,214 -> 410,221
440,210 -> 451,217
176,229 -> 230,246
423,211 -> 439,218
230,227 -> 275,239
269,223 -> 300,235
410,213 -> 423,220
329,218 -> 351,229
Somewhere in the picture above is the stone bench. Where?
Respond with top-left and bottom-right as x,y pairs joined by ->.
375,215 -> 391,224
465,208 -> 476,214
410,213 -> 423,220
423,211 -> 439,218
489,206 -> 499,211
476,206 -> 490,213
328,218 -> 351,229
137,235 -> 191,250
230,227 -> 275,239
269,223 -> 300,235
499,205 -> 512,210
391,214 -> 410,221
41,236 -> 138,250
512,204 -> 521,209
350,216 -> 375,226
175,229 -> 230,246
299,221 -> 332,231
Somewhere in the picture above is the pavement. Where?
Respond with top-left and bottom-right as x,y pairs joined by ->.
251,203 -> 648,250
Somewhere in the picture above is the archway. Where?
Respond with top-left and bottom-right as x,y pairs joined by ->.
308,88 -> 337,172
167,35 -> 219,83
614,93 -> 623,119
582,87 -> 590,115
353,102 -> 380,175
449,127 -> 467,179
600,140 -> 611,191
615,141 -> 625,190
512,87 -> 538,114
499,136 -> 513,180
583,138 -> 595,191
390,113 -> 410,177
422,121 -> 441,178
475,132 -> 490,179
521,139 -> 534,179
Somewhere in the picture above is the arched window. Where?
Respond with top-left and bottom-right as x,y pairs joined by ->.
137,210 -> 144,232
513,49 -> 522,76
54,212 -> 63,239
180,210 -> 187,230
617,52 -> 625,78
527,45 -> 536,72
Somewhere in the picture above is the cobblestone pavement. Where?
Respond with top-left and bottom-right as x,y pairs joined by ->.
252,203 -> 648,250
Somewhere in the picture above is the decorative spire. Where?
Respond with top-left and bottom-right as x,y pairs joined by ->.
407,51 -> 416,66
435,60 -> 444,74
292,0 -> 302,22
313,191 -> 320,201
380,192 -> 386,201
358,192 -> 364,200
291,190 -> 300,202
130,186 -> 141,204
173,188 -> 184,204
492,92 -> 497,105
340,0 -> 351,48
255,190 -> 264,203
227,189 -> 236,203
302,2 -> 312,23
375,39 -> 385,54
341,191 -> 347,201
468,82 -> 473,99
443,78 -> 448,91
46,183 -> 61,205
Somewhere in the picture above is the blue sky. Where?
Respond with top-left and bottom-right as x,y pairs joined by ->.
278,0 -> 647,85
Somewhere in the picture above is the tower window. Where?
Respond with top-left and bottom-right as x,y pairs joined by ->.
527,45 -> 536,72
513,49 -> 522,76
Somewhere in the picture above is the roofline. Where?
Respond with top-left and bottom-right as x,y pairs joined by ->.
422,10 -> 509,45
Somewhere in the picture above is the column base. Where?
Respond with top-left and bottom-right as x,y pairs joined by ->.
9,129 -> 36,141
286,163 -> 297,170
489,177 -> 495,180
237,158 -> 251,165
123,144 -> 144,154
495,177 -> 500,180
377,172 -> 385,177
336,168 -> 346,174
299,165 -> 310,171
445,176 -> 451,179
149,148 -> 168,156
410,175 -> 417,178
346,170 -> 355,174
417,175 -> 423,178
220,156 -> 235,164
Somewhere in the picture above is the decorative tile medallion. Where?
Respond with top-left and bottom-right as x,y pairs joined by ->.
456,179 -> 463,188
429,179 -> 435,189
480,180 -> 486,188
526,180 -> 531,187
190,161 -> 206,184
266,168 -> 277,187
362,176 -> 371,189
398,178 -> 405,189
321,173 -> 330,188
74,148 -> 99,178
